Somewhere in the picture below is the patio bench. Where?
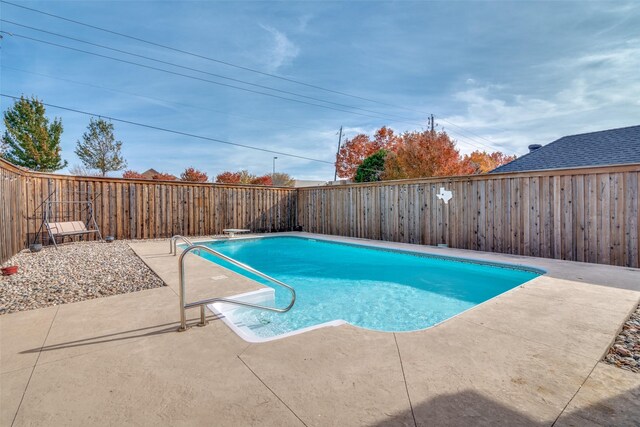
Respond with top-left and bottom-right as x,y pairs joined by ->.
47,221 -> 99,245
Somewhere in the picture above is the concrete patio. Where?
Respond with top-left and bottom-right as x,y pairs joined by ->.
1,232 -> 639,426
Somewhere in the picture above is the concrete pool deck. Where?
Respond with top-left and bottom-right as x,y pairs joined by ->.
1,232 -> 638,426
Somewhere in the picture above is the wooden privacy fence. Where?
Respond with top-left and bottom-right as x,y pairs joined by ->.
1,158 -> 639,268
298,164 -> 640,268
0,160 -> 24,263
0,158 -> 297,263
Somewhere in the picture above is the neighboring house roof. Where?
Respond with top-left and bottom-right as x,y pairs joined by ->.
491,125 -> 640,173
141,168 -> 160,178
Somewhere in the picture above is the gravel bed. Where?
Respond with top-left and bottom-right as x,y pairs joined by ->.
604,304 -> 640,373
0,241 -> 165,315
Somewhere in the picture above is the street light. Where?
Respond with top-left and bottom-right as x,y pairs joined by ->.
273,156 -> 278,176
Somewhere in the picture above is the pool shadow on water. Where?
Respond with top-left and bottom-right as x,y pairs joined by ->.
368,386 -> 640,426
19,313 -> 225,354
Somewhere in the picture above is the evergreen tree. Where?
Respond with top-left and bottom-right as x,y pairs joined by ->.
2,96 -> 67,171
355,149 -> 387,182
75,118 -> 127,176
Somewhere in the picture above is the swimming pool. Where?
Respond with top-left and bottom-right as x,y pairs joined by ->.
193,236 -> 542,342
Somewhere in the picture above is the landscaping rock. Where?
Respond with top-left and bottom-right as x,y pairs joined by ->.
0,241 -> 165,315
604,304 -> 640,374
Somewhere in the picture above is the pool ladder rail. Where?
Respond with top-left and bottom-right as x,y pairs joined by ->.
177,244 -> 296,332
170,235 -> 195,256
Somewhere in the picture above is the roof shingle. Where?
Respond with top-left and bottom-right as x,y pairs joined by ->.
491,125 -> 640,173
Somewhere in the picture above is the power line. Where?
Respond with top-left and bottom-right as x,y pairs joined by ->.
4,65 -> 314,132
0,93 -> 389,177
0,0 -> 400,107
3,33 -> 494,152
0,94 -> 498,177
438,118 -> 500,147
2,31 -> 435,130
0,94 -> 335,165
8,18 -> 505,150
1,19 -> 429,123
1,0 -> 504,149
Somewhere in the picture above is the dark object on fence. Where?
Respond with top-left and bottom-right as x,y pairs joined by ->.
1,266 -> 18,276
29,243 -> 43,252
105,236 -> 115,243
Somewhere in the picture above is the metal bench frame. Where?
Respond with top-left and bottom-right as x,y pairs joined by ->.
44,200 -> 103,248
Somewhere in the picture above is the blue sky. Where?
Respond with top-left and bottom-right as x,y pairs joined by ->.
1,0 -> 639,180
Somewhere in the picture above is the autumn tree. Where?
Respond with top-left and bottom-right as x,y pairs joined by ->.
234,170 -> 271,185
462,151 -> 517,174
335,127 -> 400,179
215,170 -> 273,185
383,130 -> 468,180
371,126 -> 401,152
215,171 -> 242,184
216,170 -> 255,184
355,150 -> 387,183
122,170 -> 146,179
75,118 -> 127,176
152,172 -> 177,180
2,96 -> 67,171
335,134 -> 371,179
238,170 -> 257,184
180,167 -> 208,182
271,172 -> 295,187
251,175 -> 273,185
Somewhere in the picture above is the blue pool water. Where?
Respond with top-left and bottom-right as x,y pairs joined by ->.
196,237 -> 540,338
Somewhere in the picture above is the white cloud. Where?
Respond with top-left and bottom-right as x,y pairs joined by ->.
259,24 -> 300,72
441,39 -> 640,156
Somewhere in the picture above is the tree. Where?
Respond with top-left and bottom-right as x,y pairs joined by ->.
237,170 -> 255,184
355,150 -> 387,182
462,150 -> 517,174
68,164 -> 102,176
216,171 -> 242,184
152,172 -> 177,180
271,172 -> 295,187
122,170 -> 146,179
371,126 -> 401,152
216,170 -> 273,185
335,126 -> 400,179
75,118 -> 127,176
383,130 -> 468,180
250,175 -> 273,186
335,134 -> 372,179
2,96 -> 67,171
180,167 -> 208,182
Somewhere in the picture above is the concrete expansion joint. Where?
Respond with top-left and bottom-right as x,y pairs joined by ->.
394,333 -> 417,427
237,354 -> 309,427
550,361 -> 599,427
11,305 -> 60,427
237,343 -> 253,358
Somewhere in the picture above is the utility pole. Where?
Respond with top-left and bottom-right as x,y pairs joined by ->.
272,156 -> 277,176
430,114 -> 435,133
333,126 -> 343,181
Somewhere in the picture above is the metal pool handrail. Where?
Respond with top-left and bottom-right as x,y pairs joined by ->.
177,244 -> 296,331
170,235 -> 194,256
